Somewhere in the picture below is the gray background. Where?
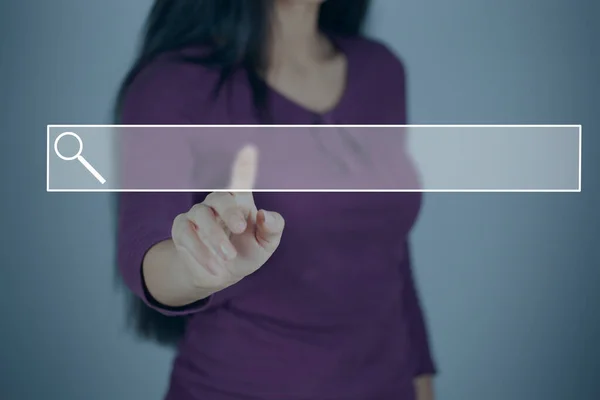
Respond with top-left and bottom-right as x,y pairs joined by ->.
1,0 -> 599,399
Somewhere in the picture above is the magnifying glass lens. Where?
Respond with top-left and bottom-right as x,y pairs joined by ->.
57,137 -> 80,159
54,131 -> 83,161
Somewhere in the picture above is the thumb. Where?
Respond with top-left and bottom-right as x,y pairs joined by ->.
255,209 -> 285,253
228,144 -> 259,191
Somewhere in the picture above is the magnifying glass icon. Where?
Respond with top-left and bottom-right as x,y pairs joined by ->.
54,132 -> 106,184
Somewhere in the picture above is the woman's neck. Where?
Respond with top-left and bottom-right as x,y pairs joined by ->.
269,1 -> 333,68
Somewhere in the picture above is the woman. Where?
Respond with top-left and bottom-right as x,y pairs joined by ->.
116,1 -> 437,399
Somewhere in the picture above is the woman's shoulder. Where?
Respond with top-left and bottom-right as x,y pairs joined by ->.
129,47 -> 219,89
120,47 -> 221,124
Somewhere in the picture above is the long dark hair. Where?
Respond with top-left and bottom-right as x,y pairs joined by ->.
115,0 -> 371,345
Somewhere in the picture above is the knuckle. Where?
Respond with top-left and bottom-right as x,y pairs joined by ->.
203,192 -> 221,204
171,213 -> 188,238
189,203 -> 205,214
271,212 -> 285,230
188,203 -> 210,221
205,192 -> 234,212
173,213 -> 187,225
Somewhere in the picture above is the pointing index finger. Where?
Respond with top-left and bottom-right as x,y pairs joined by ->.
228,144 -> 259,191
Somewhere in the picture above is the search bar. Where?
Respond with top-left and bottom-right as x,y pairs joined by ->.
46,125 -> 581,192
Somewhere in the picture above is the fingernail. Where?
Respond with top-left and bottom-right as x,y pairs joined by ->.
229,215 -> 246,233
220,242 -> 236,260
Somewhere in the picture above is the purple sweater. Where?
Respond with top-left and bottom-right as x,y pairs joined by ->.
117,36 -> 436,400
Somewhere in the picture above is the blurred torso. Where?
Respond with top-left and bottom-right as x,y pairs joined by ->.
162,36 -> 422,400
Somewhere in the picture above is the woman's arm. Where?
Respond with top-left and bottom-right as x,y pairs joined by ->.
116,54 -> 216,315
142,239 -> 214,307
116,54 -> 282,315
118,192 -> 215,314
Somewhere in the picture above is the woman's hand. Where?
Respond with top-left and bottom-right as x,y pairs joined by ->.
414,375 -> 435,400
171,144 -> 285,295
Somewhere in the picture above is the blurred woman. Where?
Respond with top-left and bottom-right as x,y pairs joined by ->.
116,1 -> 436,399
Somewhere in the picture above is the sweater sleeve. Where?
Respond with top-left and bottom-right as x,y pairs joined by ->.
402,243 -> 437,376
116,55 -> 217,316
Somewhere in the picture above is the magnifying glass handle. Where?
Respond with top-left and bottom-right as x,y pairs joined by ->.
77,155 -> 106,184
